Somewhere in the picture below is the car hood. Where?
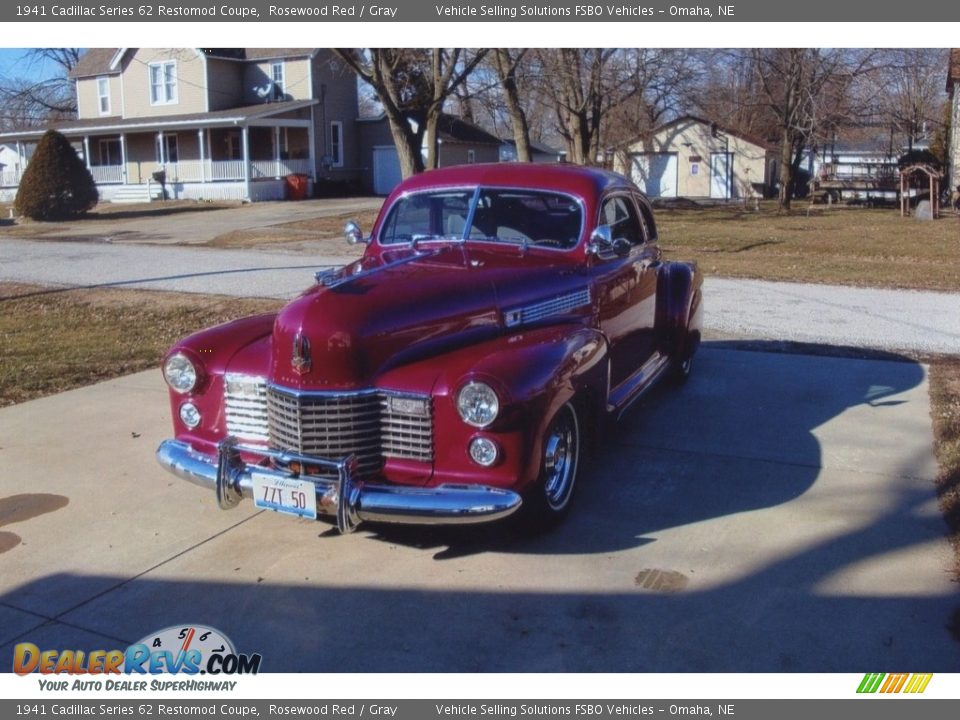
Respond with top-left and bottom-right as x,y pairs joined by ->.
269,245 -> 586,389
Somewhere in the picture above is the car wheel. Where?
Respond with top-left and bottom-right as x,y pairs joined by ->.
525,401 -> 581,528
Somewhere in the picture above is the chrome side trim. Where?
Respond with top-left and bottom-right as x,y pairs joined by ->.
607,352 -> 671,419
504,288 -> 591,328
156,439 -> 521,533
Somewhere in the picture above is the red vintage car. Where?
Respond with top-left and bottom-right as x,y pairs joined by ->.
156,164 -> 702,533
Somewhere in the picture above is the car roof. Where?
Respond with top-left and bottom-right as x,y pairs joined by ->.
394,163 -> 635,199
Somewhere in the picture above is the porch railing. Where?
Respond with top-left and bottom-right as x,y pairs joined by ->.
2,159 -> 315,188
1,169 -> 22,187
207,160 -> 245,182
89,165 -> 124,184
250,158 -> 313,179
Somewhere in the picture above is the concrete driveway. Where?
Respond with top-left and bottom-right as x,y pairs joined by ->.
0,345 -> 953,671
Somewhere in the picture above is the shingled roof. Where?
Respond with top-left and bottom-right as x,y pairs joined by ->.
68,48 -> 119,79
68,48 -> 317,79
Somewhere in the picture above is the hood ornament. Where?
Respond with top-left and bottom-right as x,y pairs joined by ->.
291,332 -> 312,375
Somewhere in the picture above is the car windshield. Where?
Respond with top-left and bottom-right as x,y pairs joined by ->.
378,188 -> 583,249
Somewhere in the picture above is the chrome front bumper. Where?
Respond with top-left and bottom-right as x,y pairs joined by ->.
156,438 -> 522,534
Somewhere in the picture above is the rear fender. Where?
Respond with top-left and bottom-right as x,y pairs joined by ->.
656,262 -> 703,361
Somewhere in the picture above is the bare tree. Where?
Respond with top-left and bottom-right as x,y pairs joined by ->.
492,49 -> 533,162
535,49 -> 699,166
332,49 -> 487,178
867,48 -> 949,152
537,49 -> 636,165
750,48 -> 875,209
695,51 -> 780,142
0,49 -> 80,128
603,49 -> 703,149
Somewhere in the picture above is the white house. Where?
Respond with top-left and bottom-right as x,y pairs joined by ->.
614,115 -> 776,200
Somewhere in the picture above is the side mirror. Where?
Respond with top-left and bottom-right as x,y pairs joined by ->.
612,237 -> 632,258
587,226 -> 613,256
344,220 -> 367,245
588,226 -> 630,258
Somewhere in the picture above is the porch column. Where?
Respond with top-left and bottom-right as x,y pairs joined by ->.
241,125 -> 251,201
308,106 -> 318,182
119,134 -> 128,183
157,131 -> 165,165
273,126 -> 281,179
82,136 -> 91,169
198,129 -> 206,183
15,141 -> 24,182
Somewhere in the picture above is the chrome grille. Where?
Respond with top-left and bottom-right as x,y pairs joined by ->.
223,374 -> 269,443
506,288 -> 591,327
382,396 -> 433,462
224,380 -> 433,478
268,388 -> 383,477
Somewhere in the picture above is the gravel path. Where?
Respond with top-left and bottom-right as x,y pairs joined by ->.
2,237 -> 958,354
705,277 -> 960,355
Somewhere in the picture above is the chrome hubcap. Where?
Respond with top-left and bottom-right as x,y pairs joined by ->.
542,405 -> 579,511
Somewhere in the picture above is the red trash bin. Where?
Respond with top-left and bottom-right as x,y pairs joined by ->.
285,174 -> 309,201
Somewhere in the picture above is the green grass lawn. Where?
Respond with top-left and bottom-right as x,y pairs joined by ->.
657,202 -> 960,291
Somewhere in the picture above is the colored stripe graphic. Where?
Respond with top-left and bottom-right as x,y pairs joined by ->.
857,673 -> 885,693
904,674 -> 933,694
857,673 -> 932,694
880,673 -> 907,693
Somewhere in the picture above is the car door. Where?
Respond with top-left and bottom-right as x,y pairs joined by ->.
591,193 -> 660,390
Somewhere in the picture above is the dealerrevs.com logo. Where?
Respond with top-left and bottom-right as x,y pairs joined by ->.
13,624 -> 261,682
857,673 -> 933,694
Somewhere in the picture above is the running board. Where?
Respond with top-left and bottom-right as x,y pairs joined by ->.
606,353 -> 671,420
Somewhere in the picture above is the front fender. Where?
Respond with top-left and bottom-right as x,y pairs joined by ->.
375,324 -> 608,492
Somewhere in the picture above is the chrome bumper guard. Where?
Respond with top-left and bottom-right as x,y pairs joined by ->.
156,438 -> 522,534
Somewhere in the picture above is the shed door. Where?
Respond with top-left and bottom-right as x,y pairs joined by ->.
710,152 -> 732,199
630,153 -> 677,198
373,146 -> 402,195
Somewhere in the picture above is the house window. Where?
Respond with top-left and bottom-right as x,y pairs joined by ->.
156,134 -> 179,164
149,61 -> 178,105
226,131 -> 242,160
467,149 -> 476,164
98,138 -> 121,166
330,121 -> 343,168
96,77 -> 110,115
271,62 -> 285,100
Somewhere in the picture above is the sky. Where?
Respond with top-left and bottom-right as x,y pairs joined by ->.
0,49 -> 63,83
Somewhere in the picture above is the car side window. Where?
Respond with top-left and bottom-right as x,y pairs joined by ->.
599,195 -> 643,246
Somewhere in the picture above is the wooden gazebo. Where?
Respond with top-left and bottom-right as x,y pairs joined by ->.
899,164 -> 942,218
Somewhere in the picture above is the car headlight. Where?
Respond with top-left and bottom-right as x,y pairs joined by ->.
164,352 -> 198,393
468,436 -> 500,467
456,381 -> 499,428
179,402 -> 201,429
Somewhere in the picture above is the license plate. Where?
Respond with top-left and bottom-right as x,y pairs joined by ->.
252,473 -> 317,520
